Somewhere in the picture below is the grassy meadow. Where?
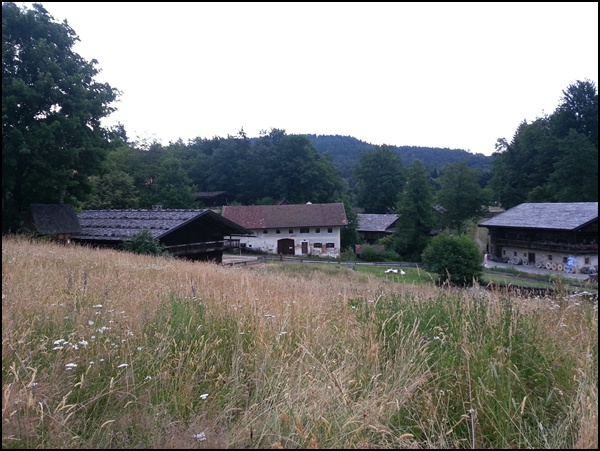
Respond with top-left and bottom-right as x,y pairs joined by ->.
2,235 -> 598,449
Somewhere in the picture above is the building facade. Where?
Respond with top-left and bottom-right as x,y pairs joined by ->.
222,203 -> 348,258
478,202 -> 598,274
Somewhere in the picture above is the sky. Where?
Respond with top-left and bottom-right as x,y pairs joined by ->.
16,2 -> 599,155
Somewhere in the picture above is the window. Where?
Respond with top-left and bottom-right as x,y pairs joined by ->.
315,228 -> 320,233
562,257 -> 567,263
548,255 -> 553,261
289,229 -> 294,234
327,228 -> 333,233
263,229 -> 269,234
313,243 -> 322,248
585,257 -> 590,264
276,229 -> 281,234
503,250 -> 506,255
300,227 -> 309,233
513,251 -> 517,256
326,243 -> 335,248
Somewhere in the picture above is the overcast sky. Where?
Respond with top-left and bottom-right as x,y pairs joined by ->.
19,2 -> 599,155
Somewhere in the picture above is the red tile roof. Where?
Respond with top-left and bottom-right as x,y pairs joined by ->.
222,203 -> 348,229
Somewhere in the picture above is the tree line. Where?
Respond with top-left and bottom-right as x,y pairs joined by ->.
3,2 -> 598,263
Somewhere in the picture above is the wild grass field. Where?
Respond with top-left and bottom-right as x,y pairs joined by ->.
2,235 -> 598,449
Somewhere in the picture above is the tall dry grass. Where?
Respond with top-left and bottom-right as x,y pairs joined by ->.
2,235 -> 597,449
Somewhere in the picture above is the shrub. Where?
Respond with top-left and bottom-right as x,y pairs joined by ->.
122,229 -> 168,256
358,244 -> 387,262
421,232 -> 483,286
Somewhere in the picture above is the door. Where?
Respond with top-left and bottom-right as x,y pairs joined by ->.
301,241 -> 308,254
277,238 -> 294,255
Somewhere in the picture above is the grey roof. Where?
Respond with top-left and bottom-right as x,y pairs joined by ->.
222,203 -> 348,229
74,209 -> 251,242
29,204 -> 82,234
357,214 -> 399,232
478,202 -> 598,231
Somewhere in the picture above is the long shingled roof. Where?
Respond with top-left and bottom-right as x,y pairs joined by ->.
74,209 -> 250,242
29,204 -> 82,234
357,214 -> 399,232
222,203 -> 348,229
478,202 -> 598,230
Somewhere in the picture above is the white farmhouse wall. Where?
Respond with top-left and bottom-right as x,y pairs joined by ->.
239,226 -> 343,258
500,246 -> 598,273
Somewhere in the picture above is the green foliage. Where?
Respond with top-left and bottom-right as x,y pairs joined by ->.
436,162 -> 489,234
358,243 -> 399,262
339,195 -> 360,251
306,134 -> 493,188
2,2 -> 120,232
421,232 -> 483,286
150,157 -> 196,208
84,170 -> 140,209
122,229 -> 168,256
250,130 -> 345,204
354,145 -> 406,213
490,79 -> 598,208
392,159 -> 435,261
547,129 -> 598,201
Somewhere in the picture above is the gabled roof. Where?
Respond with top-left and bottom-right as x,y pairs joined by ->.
74,209 -> 251,242
222,203 -> 348,229
357,214 -> 399,232
478,202 -> 598,231
29,204 -> 82,234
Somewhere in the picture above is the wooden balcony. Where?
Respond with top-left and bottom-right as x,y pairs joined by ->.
165,239 -> 241,256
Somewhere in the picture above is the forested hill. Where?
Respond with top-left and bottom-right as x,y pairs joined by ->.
305,134 -> 493,181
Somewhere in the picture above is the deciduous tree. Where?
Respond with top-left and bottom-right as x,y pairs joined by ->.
354,145 -> 405,213
393,159 -> 435,261
2,2 -> 120,231
436,162 -> 488,234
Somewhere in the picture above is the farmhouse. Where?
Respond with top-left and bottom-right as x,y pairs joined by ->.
27,204 -> 82,243
356,213 -> 399,243
72,208 -> 252,263
221,202 -> 348,258
478,202 -> 598,274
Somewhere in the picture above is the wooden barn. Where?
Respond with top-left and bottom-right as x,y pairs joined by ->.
478,202 -> 598,274
356,213 -> 399,243
27,204 -> 82,243
73,208 -> 252,263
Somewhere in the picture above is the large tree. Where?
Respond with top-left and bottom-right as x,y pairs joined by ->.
148,157 -> 196,209
2,2 -> 120,231
354,145 -> 405,213
392,159 -> 435,261
547,130 -> 598,202
436,162 -> 488,234
490,80 -> 598,208
250,129 -> 344,204
84,170 -> 140,209
550,79 -> 598,148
